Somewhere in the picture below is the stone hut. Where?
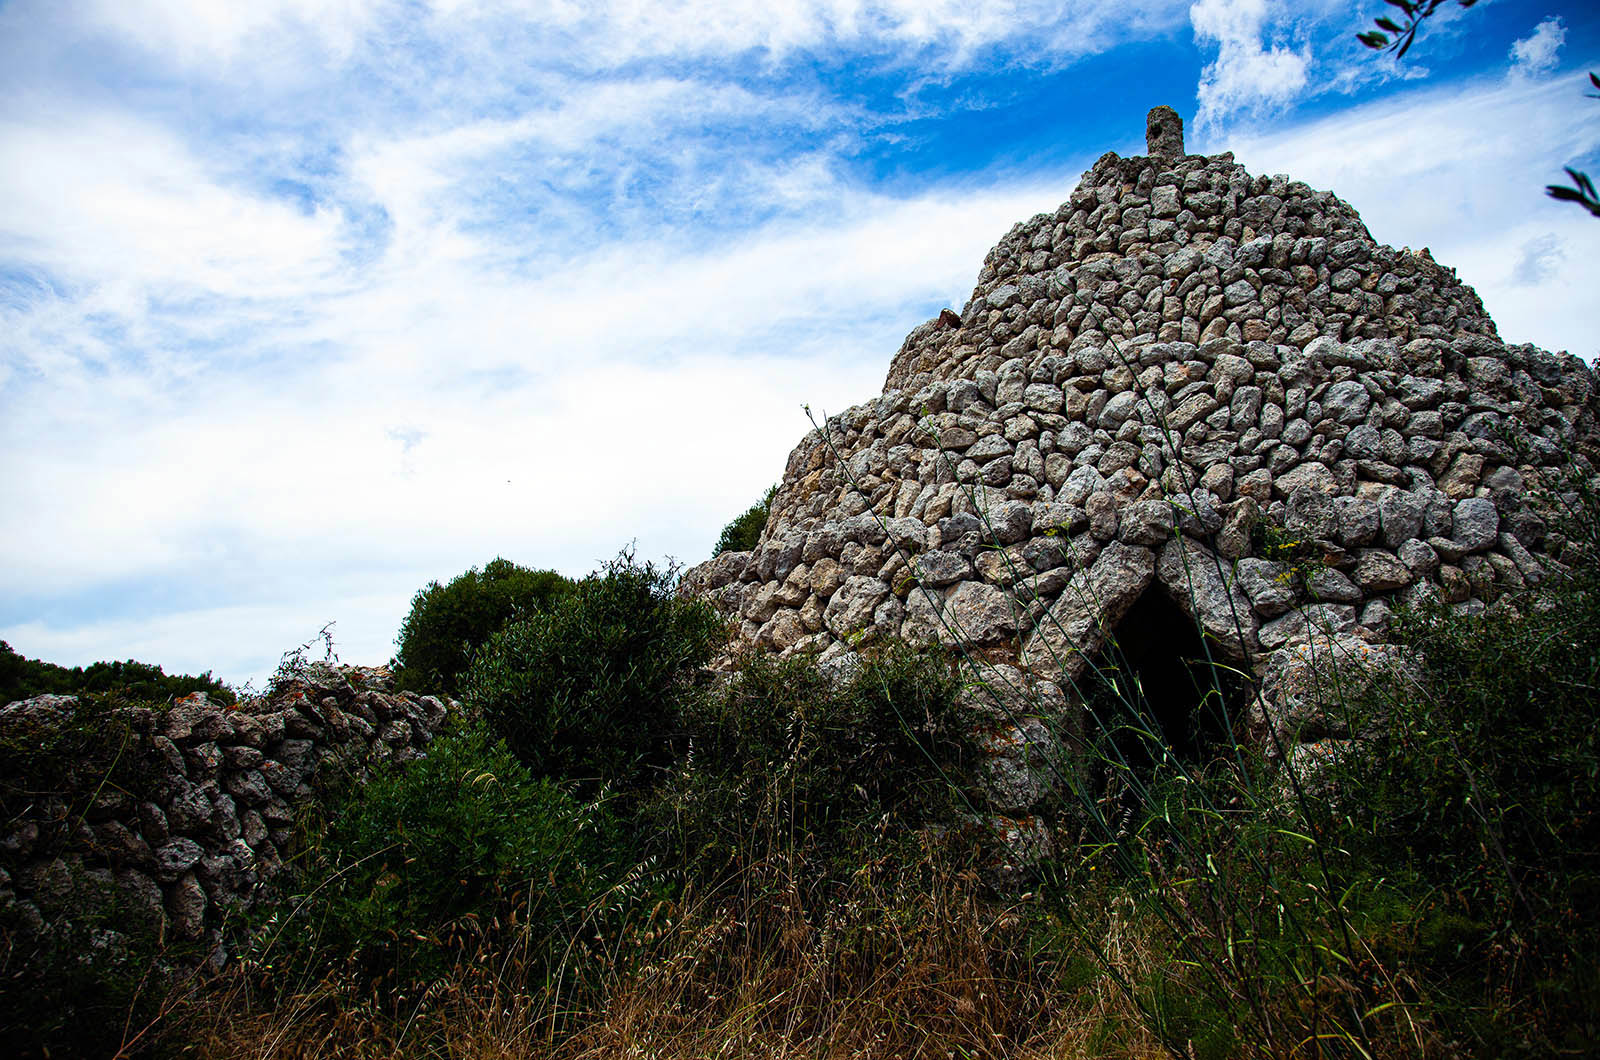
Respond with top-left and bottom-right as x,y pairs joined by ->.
685,107 -> 1600,818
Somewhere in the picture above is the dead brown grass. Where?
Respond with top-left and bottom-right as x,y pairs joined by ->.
149,846 -> 1179,1060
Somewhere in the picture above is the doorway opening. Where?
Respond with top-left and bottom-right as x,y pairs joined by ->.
1078,588 -> 1248,788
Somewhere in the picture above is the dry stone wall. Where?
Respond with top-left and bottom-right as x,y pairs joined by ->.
686,108 -> 1600,819
0,665 -> 454,960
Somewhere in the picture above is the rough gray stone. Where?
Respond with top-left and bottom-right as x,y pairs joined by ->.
1452,496 -> 1500,553
1378,489 -> 1427,548
1146,105 -> 1185,159
1398,538 -> 1440,577
908,550 -> 971,588
166,872 -> 208,941
978,718 -> 1061,813
1254,634 -> 1417,741
944,582 -> 1018,644
1277,462 -> 1338,495
1333,496 -> 1380,547
1022,542 -> 1156,679
1032,503 -> 1088,536
1236,558 -> 1297,617
1306,566 -> 1362,603
823,576 -> 890,638
1258,604 -> 1358,649
153,838 -> 204,884
1285,488 -> 1339,540
1119,500 -> 1175,546
1353,549 -> 1413,592
983,500 -> 1034,544
1158,538 -> 1258,658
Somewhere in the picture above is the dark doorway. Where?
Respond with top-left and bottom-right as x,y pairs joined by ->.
1078,588 -> 1245,781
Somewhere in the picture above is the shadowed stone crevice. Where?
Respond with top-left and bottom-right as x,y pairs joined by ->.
1082,587 -> 1245,774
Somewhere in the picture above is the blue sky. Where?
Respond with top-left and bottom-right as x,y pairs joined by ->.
2,0 -> 1597,688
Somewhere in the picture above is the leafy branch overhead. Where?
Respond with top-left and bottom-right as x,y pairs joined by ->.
1357,0 -> 1477,60
1544,74 -> 1600,218
1361,3 -> 1598,218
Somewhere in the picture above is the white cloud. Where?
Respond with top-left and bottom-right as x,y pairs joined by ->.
1190,0 -> 1311,128
1508,16 -> 1566,78
425,0 -> 1190,69
0,74 -> 1065,684
1510,232 -> 1566,286
53,0 -> 1192,81
79,0 -> 384,67
0,110 -> 343,294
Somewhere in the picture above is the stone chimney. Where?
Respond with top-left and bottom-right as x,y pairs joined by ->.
1146,105 -> 1184,160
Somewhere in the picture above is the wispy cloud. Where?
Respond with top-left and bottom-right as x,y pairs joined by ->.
0,49 -> 1067,678
55,0 -> 1195,84
1510,232 -> 1567,286
1509,16 -> 1567,79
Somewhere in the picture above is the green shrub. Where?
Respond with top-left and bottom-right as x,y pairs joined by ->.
463,553 -> 723,788
267,726 -> 617,993
1303,466 -> 1600,1053
0,900 -> 181,1059
0,639 -> 234,706
1326,581 -> 1600,1052
1341,590 -> 1600,905
653,644 -> 974,880
391,558 -> 573,695
712,484 -> 776,557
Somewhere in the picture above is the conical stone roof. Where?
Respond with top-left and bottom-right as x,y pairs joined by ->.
685,107 -> 1599,811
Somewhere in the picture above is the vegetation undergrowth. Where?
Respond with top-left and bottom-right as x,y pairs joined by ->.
1019,455 -> 1600,1058
712,483 -> 778,557
149,557 -> 1049,1060
10,454 -> 1600,1058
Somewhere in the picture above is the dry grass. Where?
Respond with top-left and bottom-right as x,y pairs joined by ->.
150,844 -> 1181,1060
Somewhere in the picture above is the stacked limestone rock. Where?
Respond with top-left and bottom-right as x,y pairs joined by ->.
686,107 -> 1599,816
0,665 -> 455,959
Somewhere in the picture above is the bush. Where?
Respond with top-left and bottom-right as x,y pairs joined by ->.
463,553 -> 723,788
0,639 -> 234,706
712,484 -> 776,557
265,726 -> 618,994
653,644 -> 974,880
0,902 -> 179,1059
1326,585 -> 1600,1052
1303,464 -> 1600,1053
391,558 -> 573,695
